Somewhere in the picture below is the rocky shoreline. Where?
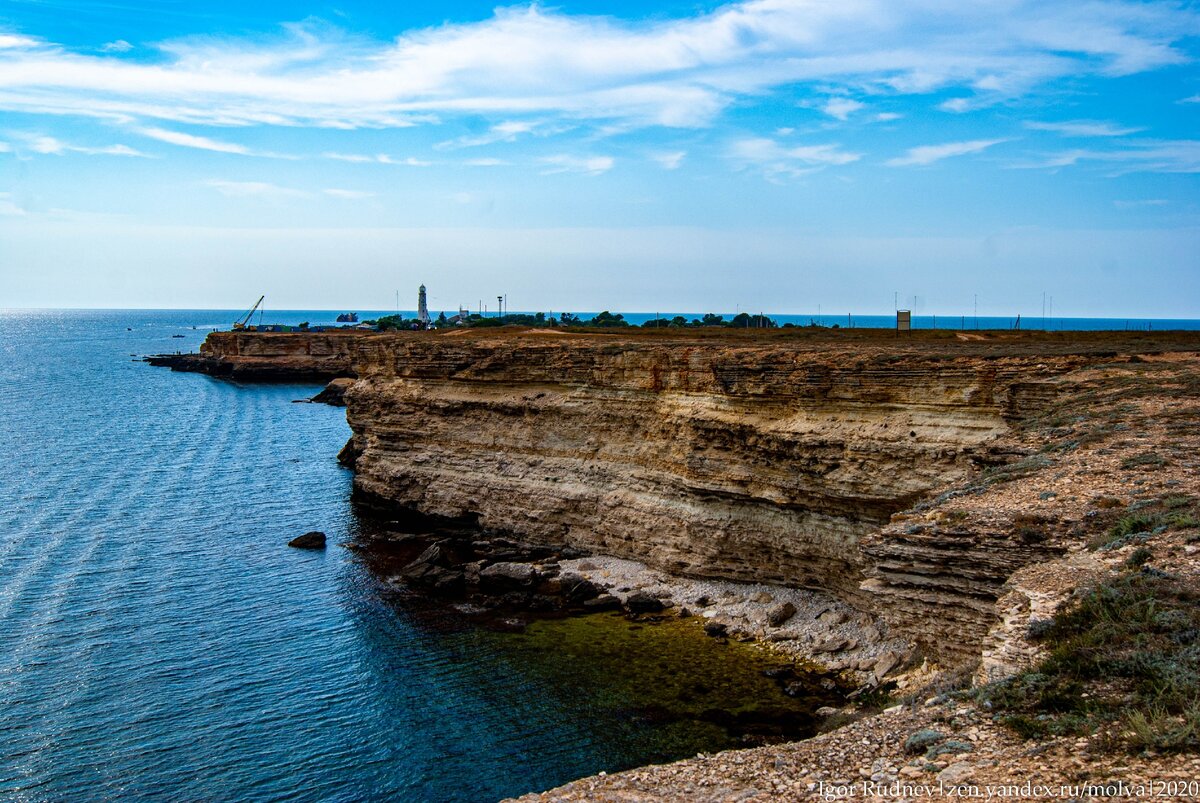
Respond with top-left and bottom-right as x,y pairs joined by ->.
150,328 -> 1200,799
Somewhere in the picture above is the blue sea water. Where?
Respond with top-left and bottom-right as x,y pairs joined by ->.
0,309 -> 735,802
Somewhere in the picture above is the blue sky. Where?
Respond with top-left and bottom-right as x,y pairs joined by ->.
1,0 -> 1198,315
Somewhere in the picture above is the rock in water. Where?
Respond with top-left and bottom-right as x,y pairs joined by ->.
289,531 -> 327,549
311,377 -> 354,407
624,591 -> 666,613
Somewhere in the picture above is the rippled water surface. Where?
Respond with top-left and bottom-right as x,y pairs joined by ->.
2,309 -> 802,802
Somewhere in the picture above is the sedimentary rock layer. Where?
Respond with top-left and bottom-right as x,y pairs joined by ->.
146,331 -> 359,380
342,334 -> 1073,605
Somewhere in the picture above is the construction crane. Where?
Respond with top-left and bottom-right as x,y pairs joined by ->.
232,295 -> 265,331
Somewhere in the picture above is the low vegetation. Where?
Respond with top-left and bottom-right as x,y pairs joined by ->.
975,566 -> 1200,753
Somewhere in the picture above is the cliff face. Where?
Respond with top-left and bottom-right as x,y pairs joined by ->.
343,334 -> 1072,607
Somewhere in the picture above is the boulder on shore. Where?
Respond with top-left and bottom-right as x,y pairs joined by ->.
289,531 -> 327,549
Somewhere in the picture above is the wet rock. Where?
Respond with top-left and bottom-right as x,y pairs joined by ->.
583,594 -> 621,611
288,531 -> 326,549
694,595 -> 712,607
311,377 -> 354,406
479,562 -> 539,592
625,591 -> 666,613
703,622 -> 728,638
559,573 -> 601,603
766,601 -> 797,627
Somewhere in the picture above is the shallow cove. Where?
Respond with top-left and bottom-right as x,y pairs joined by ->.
476,612 -> 841,759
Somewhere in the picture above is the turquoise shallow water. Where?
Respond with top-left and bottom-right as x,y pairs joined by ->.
0,309 -> 742,802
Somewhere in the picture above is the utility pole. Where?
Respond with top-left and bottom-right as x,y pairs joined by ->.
497,295 -> 503,321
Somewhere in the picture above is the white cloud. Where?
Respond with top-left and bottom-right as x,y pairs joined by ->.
12,133 -> 148,156
376,154 -> 431,166
0,141 -> 9,152
730,136 -> 859,178
873,112 -> 902,122
539,154 -> 614,175
1184,95 -> 1200,104
1026,120 -> 1144,137
140,127 -> 250,154
323,188 -> 376,199
0,34 -> 39,49
652,150 -> 686,169
0,1 -> 1192,130
203,179 -> 310,198
323,151 -> 430,165
821,97 -> 864,120
886,139 -> 1007,167
101,40 -> 133,53
1013,140 -> 1200,174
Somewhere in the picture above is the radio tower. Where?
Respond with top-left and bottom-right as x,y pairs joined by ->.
417,284 -> 431,328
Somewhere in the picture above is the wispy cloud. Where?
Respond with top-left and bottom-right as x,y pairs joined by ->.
140,127 -> 250,154
820,97 -> 864,121
1026,120 -> 1144,137
1013,140 -> 1200,174
731,136 -> 859,179
11,133 -> 148,156
323,151 -> 430,165
651,150 -> 686,169
0,1 -> 1193,131
101,40 -> 133,53
203,179 -> 310,198
441,120 -> 544,149
886,139 -> 1007,167
539,154 -> 614,175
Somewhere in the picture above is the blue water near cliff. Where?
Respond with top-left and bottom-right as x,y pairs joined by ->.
0,309 -> 682,802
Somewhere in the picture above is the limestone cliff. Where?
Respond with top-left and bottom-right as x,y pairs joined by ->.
342,333 -> 1075,611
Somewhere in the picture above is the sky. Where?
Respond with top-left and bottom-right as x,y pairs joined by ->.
0,0 -> 1197,316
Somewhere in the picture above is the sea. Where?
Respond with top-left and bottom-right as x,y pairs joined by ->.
0,308 -> 776,803
2,308 -> 1197,802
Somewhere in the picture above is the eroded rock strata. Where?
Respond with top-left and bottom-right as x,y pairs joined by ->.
340,333 -> 1095,647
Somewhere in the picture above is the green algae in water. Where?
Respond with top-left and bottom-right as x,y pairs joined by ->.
467,612 -> 842,764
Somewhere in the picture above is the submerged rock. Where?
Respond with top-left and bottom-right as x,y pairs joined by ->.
625,591 -> 666,613
288,531 -> 327,549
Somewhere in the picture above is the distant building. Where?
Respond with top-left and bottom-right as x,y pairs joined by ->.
418,285 -> 431,328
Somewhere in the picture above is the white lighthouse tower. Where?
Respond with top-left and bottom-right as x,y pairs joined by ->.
417,284 -> 431,328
